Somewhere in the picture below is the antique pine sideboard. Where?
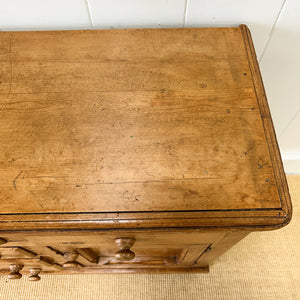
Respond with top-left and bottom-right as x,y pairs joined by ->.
0,25 -> 292,280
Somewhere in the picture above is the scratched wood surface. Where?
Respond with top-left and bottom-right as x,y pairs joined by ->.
0,26 -> 290,220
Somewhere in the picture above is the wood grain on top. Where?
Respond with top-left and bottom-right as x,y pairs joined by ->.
0,26 -> 291,228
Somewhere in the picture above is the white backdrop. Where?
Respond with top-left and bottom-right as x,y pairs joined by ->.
0,0 -> 299,173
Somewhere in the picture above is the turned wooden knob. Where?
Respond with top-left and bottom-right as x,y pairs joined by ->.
114,238 -> 136,261
28,268 -> 41,281
63,252 -> 80,268
8,264 -> 23,280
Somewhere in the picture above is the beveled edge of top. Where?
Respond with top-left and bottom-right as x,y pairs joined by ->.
239,24 -> 292,228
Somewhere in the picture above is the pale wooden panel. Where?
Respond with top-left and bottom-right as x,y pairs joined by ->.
0,28 -> 284,215
177,245 -> 210,265
196,231 -> 250,266
2,28 -> 246,62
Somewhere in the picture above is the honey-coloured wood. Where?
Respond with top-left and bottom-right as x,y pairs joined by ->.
76,248 -> 99,264
0,25 -> 292,275
38,256 -> 54,267
15,247 -> 37,258
0,239 -> 7,245
0,25 -> 291,231
178,245 -> 210,266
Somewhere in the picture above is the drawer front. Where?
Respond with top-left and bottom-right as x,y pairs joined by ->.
0,230 -> 246,279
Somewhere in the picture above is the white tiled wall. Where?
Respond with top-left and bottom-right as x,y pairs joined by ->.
186,0 -> 285,58
0,0 -> 299,173
0,0 -> 91,30
259,0 -> 300,173
88,0 -> 186,29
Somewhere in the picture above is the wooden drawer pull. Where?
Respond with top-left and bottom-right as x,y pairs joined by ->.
114,238 -> 135,261
8,264 -> 23,280
63,252 -> 80,268
28,268 -> 41,281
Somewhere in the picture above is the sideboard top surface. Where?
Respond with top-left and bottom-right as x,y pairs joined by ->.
0,26 -> 291,230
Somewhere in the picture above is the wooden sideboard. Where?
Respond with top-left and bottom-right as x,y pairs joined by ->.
0,25 -> 292,280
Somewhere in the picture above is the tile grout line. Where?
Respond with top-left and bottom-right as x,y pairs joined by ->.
183,0 -> 189,28
84,0 -> 94,29
259,0 -> 287,62
279,109 -> 300,138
